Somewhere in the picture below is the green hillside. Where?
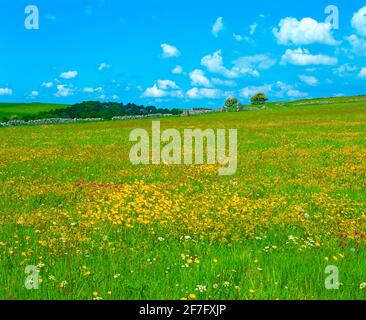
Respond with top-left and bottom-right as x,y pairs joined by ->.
1,95 -> 366,123
0,103 -> 69,121
0,99 -> 365,299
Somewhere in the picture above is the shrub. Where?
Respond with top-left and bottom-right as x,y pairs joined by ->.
250,93 -> 269,105
225,98 -> 238,108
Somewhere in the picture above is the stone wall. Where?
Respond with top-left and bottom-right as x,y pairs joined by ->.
0,118 -> 104,128
181,109 -> 217,116
112,114 -> 173,121
0,113 -> 176,128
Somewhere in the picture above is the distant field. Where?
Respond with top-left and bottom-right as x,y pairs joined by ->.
0,98 -> 366,300
0,103 -> 69,120
1,96 -> 365,122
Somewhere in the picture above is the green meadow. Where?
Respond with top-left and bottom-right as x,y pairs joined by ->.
0,98 -> 366,300
0,103 -> 69,121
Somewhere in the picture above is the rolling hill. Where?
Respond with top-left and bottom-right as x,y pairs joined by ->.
0,103 -> 69,121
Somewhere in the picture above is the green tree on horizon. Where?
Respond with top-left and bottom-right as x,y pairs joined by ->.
251,93 -> 269,105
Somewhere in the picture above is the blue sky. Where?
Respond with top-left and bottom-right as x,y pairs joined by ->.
2,0 -> 366,108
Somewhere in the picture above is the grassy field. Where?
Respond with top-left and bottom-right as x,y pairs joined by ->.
0,98 -> 366,300
0,103 -> 69,120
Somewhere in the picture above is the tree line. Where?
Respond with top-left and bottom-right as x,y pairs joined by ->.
224,93 -> 269,111
19,101 -> 183,121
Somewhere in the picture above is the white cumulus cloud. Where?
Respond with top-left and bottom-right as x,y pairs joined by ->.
287,89 -> 308,98
0,88 -> 13,96
201,50 -> 267,78
161,43 -> 181,58
299,74 -> 319,86
189,69 -> 212,87
351,6 -> 366,37
172,65 -> 184,74
233,54 -> 276,71
41,82 -> 53,88
98,63 -> 111,71
249,23 -> 258,35
333,64 -> 358,77
201,50 -> 259,78
212,17 -> 224,37
346,34 -> 366,56
157,80 -> 179,90
142,80 -> 181,98
60,70 -> 78,79
358,67 -> 366,79
83,87 -> 103,93
281,48 -> 338,66
233,34 -> 244,41
186,88 -> 226,99
201,50 -> 237,78
54,85 -> 74,97
211,78 -> 237,87
142,85 -> 167,98
273,17 -> 339,45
